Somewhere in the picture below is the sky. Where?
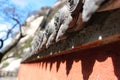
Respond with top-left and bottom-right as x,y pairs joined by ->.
11,0 -> 57,10
0,0 -> 57,50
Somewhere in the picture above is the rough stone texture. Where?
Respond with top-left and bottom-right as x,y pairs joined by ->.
26,8 -> 120,61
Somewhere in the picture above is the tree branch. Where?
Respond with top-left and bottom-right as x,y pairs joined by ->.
1,33 -> 24,54
0,16 -> 24,62
0,39 -> 3,49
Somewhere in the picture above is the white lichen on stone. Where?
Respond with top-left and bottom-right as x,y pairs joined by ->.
39,32 -> 47,49
55,5 -> 72,42
30,2 -> 73,54
31,30 -> 45,54
82,0 -> 105,22
45,18 -> 56,48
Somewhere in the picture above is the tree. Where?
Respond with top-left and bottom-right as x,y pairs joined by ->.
0,1 -> 28,62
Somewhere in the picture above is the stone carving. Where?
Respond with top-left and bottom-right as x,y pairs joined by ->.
30,0 -> 107,55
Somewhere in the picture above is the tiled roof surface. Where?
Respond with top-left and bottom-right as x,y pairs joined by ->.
23,0 -> 120,62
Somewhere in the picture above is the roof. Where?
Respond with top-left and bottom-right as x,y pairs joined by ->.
23,0 -> 120,62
